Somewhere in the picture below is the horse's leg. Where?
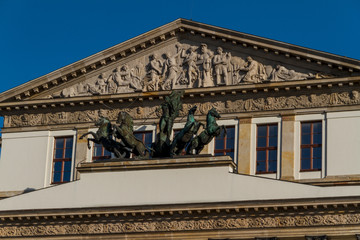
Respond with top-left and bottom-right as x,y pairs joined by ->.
79,131 -> 96,139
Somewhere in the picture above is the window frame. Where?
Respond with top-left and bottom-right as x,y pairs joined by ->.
300,121 -> 322,172
92,142 -> 111,161
214,125 -> 236,159
133,130 -> 153,149
255,123 -> 278,174
51,136 -> 74,184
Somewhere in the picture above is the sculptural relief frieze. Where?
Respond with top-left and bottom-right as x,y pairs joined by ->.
0,212 -> 359,237
7,89 -> 360,128
52,42 -> 331,98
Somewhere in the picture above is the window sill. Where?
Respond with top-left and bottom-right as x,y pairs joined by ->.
300,169 -> 321,172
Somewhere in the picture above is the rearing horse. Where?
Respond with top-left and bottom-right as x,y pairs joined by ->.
113,112 -> 150,158
186,107 -> 226,155
79,117 -> 129,158
170,105 -> 203,157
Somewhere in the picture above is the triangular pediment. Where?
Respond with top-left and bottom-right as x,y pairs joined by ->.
0,18 -> 359,104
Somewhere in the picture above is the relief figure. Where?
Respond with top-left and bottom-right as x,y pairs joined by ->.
181,46 -> 199,88
145,54 -> 163,91
213,47 -> 231,85
197,43 -> 214,87
270,65 -> 314,82
241,56 -> 267,83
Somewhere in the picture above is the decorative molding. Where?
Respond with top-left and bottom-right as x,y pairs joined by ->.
0,212 -> 359,237
6,89 -> 360,128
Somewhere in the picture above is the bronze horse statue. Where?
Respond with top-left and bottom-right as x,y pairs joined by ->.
79,116 -> 129,158
186,107 -> 226,155
113,111 -> 150,158
170,105 -> 203,157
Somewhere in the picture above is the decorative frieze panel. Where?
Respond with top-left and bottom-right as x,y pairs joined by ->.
52,42 -> 332,98
0,213 -> 359,237
6,89 -> 360,128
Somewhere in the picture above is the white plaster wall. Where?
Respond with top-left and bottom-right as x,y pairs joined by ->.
326,111 -> 360,176
1,164 -> 360,211
0,130 -> 76,192
0,131 -> 50,191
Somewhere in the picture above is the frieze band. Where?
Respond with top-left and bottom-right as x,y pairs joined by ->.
53,42 -> 333,98
6,89 -> 360,128
0,212 -> 359,237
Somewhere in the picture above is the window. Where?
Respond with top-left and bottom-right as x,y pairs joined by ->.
92,143 -> 111,161
134,131 -> 153,149
301,121 -> 322,171
52,137 -> 73,184
214,126 -> 235,160
256,124 -> 278,173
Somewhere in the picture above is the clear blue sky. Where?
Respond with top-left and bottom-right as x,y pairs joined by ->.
0,0 -> 359,130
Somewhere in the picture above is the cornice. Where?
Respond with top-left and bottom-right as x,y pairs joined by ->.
0,19 -> 359,104
1,76 -> 360,112
0,196 -> 359,238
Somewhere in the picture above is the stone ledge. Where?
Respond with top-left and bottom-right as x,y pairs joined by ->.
77,155 -> 235,173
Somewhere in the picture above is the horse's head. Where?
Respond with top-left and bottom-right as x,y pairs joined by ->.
188,105 -> 197,114
95,116 -> 110,126
208,107 -> 221,119
117,111 -> 134,129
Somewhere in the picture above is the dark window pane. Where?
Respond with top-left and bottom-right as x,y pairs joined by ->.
257,161 -> 266,172
269,125 -> 277,137
215,139 -> 224,149
313,122 -> 322,133
53,171 -> 61,183
257,137 -> 266,148
301,158 -> 311,170
269,150 -> 277,161
55,139 -> 64,149
65,138 -> 73,148
63,171 -> 71,182
54,161 -> 62,172
104,148 -> 111,156
226,137 -> 234,149
313,133 -> 322,145
227,128 -> 235,138
257,150 -> 266,161
144,133 -> 153,145
257,125 -> 267,137
93,146 -> 101,156
313,147 -> 322,159
268,160 -> 277,172
64,161 -> 71,172
55,149 -> 63,159
301,134 -> 311,145
65,147 -> 72,158
302,123 -> 311,134
301,148 -> 310,160
268,136 -> 277,147
313,157 -> 321,170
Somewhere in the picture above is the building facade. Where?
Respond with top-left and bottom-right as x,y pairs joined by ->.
0,19 -> 360,239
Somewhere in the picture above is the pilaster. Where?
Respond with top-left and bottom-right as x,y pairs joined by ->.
237,118 -> 252,174
281,115 -> 296,180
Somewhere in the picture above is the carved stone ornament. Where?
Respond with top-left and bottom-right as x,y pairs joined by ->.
0,213 -> 359,237
52,43 -> 332,98
7,89 -> 360,128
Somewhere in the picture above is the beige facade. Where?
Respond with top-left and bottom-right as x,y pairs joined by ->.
0,19 -> 360,239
